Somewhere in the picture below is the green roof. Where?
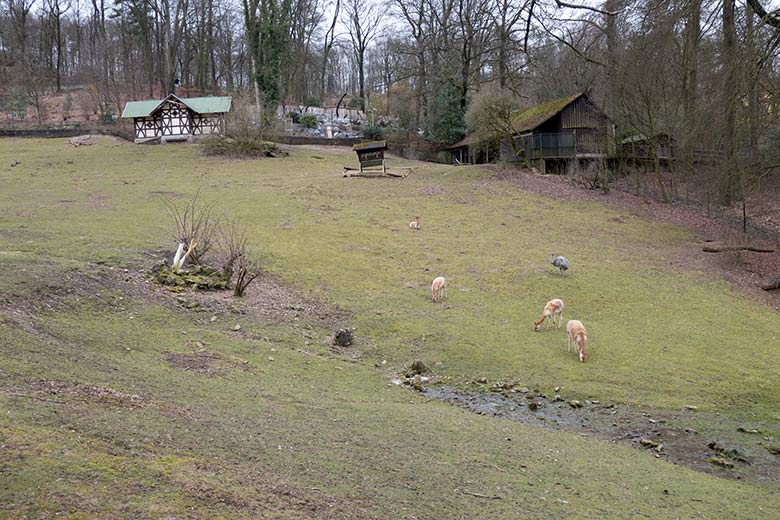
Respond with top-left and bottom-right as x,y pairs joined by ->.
183,96 -> 232,114
121,94 -> 232,118
121,99 -> 162,118
511,93 -> 582,134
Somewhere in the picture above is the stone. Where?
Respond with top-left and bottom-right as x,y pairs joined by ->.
409,360 -> 429,375
333,328 -> 354,347
763,444 -> 780,456
569,400 -> 583,408
708,457 -> 734,468
232,324 -> 242,331
640,438 -> 661,449
685,405 -> 698,411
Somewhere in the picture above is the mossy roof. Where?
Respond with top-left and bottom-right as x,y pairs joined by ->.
352,140 -> 387,152
511,93 -> 583,134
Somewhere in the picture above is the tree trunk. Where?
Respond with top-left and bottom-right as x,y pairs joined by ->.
682,0 -> 701,178
719,0 -> 739,205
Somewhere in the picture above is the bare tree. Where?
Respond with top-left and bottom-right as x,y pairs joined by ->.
342,0 -> 382,108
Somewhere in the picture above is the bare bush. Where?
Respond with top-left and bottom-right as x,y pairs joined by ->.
201,97 -> 287,159
217,219 -> 250,282
162,189 -> 216,265
574,161 -> 610,193
233,254 -> 262,297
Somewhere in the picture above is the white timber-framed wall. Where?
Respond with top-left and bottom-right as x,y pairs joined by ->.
122,94 -> 231,143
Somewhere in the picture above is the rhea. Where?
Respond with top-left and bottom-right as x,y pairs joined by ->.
550,254 -> 569,276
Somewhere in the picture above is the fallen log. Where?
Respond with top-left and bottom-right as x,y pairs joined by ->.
702,242 -> 775,253
342,167 -> 412,178
761,277 -> 780,291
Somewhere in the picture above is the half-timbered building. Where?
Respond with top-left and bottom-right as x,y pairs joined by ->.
121,94 -> 231,143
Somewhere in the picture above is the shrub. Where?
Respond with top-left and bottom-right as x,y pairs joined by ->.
299,114 -> 318,129
305,96 -> 322,108
348,97 -> 365,110
202,98 -> 287,159
287,111 -> 301,124
465,87 -> 521,150
234,254 -> 262,297
217,219 -> 249,282
361,125 -> 384,141
424,83 -> 466,144
201,135 -> 287,158
161,189 -> 217,266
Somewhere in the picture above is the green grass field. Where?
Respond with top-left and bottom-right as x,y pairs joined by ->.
1,137 -> 778,518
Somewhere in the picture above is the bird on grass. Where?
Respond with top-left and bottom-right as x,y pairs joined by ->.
550,254 -> 569,276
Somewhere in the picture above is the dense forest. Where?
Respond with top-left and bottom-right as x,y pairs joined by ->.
1,0 -> 779,206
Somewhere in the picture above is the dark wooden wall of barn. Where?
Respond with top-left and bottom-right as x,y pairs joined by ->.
561,97 -> 608,130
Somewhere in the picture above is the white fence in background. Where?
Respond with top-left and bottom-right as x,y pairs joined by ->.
277,104 -> 366,121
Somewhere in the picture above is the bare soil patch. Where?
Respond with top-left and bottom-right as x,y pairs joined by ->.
1,379 -> 147,408
419,185 -> 449,197
162,342 -> 256,376
174,461 -> 379,519
163,351 -> 227,375
483,166 -> 780,308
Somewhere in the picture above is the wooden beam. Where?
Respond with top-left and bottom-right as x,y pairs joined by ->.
702,242 -> 775,253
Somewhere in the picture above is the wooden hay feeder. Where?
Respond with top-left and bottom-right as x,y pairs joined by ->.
352,140 -> 387,174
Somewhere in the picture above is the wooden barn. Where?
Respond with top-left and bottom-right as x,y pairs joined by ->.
444,135 -> 497,165
121,94 -> 231,143
500,92 -> 613,173
621,133 -> 676,163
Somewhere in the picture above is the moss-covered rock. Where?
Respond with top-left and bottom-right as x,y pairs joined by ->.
151,264 -> 229,291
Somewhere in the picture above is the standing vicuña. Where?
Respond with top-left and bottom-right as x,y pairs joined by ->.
431,276 -> 446,302
533,299 -> 564,331
566,320 -> 588,363
409,216 -> 421,230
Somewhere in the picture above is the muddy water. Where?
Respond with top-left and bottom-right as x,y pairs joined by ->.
421,385 -> 779,486
423,386 -> 611,433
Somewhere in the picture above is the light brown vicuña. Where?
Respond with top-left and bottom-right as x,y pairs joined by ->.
431,276 -> 446,302
566,320 -> 588,363
534,299 -> 564,331
409,216 -> 421,230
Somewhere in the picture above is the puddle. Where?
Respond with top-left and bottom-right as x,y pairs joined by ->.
420,384 -> 780,486
423,386 -> 607,432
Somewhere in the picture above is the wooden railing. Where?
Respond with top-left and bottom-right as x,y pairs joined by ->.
524,130 -> 607,160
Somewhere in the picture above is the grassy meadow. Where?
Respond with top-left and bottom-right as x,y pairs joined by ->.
0,136 -> 778,518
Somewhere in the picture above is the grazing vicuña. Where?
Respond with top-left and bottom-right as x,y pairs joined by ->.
534,299 -> 564,331
431,276 -> 446,302
566,319 -> 588,363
